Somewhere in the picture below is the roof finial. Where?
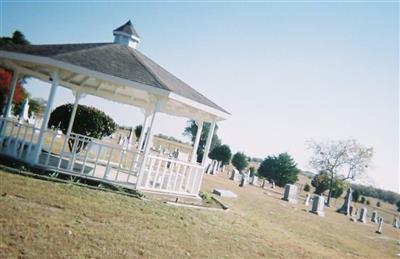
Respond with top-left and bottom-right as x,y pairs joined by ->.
113,20 -> 140,49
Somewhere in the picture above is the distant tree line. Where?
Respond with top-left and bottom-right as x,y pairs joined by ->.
350,183 -> 400,205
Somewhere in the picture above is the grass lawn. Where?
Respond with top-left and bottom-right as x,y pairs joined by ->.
0,170 -> 399,258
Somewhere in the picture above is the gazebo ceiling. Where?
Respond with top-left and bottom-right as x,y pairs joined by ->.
0,36 -> 229,122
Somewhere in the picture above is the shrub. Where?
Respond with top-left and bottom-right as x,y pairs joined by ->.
376,201 -> 381,207
48,104 -> 117,152
257,153 -> 299,187
360,196 -> 366,204
231,152 -> 248,173
303,183 -> 311,192
366,200 -> 370,205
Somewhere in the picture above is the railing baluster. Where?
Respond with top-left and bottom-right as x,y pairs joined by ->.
68,136 -> 79,171
144,157 -> 155,188
18,125 -> 29,158
177,165 -> 187,192
190,168 -> 199,194
80,140 -> 91,175
151,158 -> 163,188
92,145 -> 102,177
44,129 -> 58,166
104,147 -> 114,179
172,163 -> 181,192
13,122 -> 22,155
115,149 -> 125,182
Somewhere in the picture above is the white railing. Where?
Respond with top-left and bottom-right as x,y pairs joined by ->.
37,130 -> 144,186
138,155 -> 204,196
0,117 -> 40,161
0,117 -> 204,196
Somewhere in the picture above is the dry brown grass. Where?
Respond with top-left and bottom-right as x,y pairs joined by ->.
0,171 -> 399,259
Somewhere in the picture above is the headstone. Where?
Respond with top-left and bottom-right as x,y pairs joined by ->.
370,211 -> 378,223
250,175 -> 258,185
230,169 -> 237,180
376,217 -> 384,234
337,188 -> 353,215
271,180 -> 275,189
304,193 -> 311,206
358,207 -> 367,223
282,184 -> 297,204
212,188 -> 237,198
393,217 -> 399,229
261,179 -> 266,188
239,173 -> 247,187
310,195 -> 325,217
19,97 -> 30,121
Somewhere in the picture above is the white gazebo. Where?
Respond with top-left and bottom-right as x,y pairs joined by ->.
0,21 -> 229,199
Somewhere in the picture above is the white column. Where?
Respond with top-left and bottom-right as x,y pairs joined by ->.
201,120 -> 216,167
191,120 -> 203,163
137,110 -> 151,151
32,72 -> 59,164
66,91 -> 82,136
136,101 -> 160,189
3,69 -> 19,118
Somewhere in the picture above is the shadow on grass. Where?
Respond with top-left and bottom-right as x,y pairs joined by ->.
0,155 -> 143,199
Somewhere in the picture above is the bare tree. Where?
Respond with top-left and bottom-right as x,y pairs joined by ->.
306,139 -> 373,206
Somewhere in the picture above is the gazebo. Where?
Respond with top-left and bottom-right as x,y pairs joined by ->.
0,21 -> 229,198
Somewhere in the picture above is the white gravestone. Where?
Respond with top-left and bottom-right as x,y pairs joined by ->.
282,184 -> 297,204
271,180 -> 275,189
370,211 -> 378,223
358,207 -> 367,223
250,175 -> 258,185
310,195 -> 325,217
304,193 -> 311,206
19,97 -> 30,121
376,217 -> 384,234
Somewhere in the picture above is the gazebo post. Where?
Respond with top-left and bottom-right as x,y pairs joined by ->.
0,69 -> 19,137
66,91 -> 83,137
137,109 -> 151,151
2,69 -> 20,118
201,120 -> 216,167
136,101 -> 160,189
191,120 -> 203,163
32,71 -> 59,164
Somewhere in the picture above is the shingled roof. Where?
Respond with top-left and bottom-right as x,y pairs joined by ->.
0,43 -> 229,114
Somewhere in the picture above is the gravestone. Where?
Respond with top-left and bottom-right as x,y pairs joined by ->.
370,211 -> 378,223
349,206 -> 354,216
376,217 -> 384,234
261,179 -> 267,188
271,180 -> 275,189
230,169 -> 237,180
250,175 -> 258,185
310,195 -> 325,217
282,184 -> 297,204
393,217 -> 399,229
337,188 -> 353,215
239,174 -> 247,187
358,207 -> 367,223
304,193 -> 311,206
212,188 -> 237,198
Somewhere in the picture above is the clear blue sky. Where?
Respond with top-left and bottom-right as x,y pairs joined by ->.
2,1 -> 399,192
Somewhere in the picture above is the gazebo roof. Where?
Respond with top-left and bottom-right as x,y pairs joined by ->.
0,42 -> 229,121
113,20 -> 140,38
